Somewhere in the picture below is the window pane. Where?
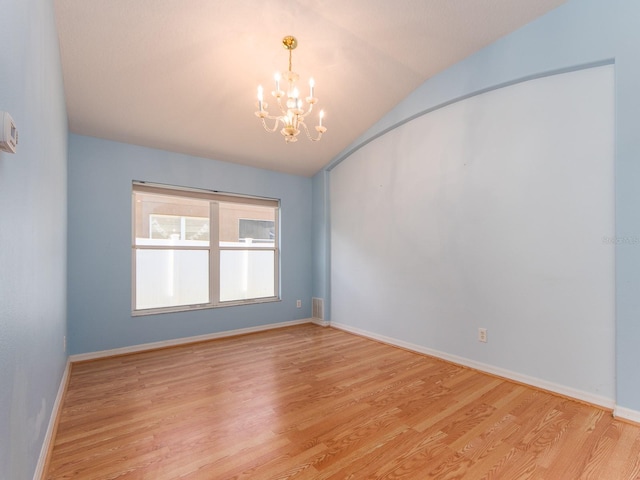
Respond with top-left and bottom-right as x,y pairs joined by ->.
136,249 -> 209,309
238,219 -> 275,243
134,192 -> 210,246
220,250 -> 275,302
219,202 -> 275,248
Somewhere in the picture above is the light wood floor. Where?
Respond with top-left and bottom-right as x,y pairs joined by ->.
46,324 -> 640,479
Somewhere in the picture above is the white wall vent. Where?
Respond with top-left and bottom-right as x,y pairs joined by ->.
312,297 -> 324,320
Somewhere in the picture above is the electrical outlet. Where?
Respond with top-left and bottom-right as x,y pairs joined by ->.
478,328 -> 487,343
296,300 -> 302,308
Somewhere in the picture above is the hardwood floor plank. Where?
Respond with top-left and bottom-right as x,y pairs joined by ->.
446,385 -> 528,453
411,378 -> 503,433
46,324 -> 640,479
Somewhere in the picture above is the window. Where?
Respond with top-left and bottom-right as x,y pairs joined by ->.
132,182 -> 279,314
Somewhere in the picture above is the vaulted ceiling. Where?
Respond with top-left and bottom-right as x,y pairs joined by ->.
53,0 -> 566,177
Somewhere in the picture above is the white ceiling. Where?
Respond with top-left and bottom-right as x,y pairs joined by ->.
53,0 -> 566,177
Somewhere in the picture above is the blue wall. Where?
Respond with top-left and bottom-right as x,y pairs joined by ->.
311,170 -> 330,316
67,134 -> 313,354
318,0 -> 640,413
0,0 -> 68,477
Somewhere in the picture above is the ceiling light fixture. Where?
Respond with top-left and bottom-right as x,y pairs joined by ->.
255,36 -> 326,143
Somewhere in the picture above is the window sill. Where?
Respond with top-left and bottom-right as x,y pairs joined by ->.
132,296 -> 281,317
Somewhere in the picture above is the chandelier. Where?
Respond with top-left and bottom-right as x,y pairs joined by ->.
255,35 -> 326,143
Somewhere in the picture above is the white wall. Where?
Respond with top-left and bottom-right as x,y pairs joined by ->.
331,66 -> 615,405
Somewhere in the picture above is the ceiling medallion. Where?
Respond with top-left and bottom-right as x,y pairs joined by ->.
255,36 -> 326,143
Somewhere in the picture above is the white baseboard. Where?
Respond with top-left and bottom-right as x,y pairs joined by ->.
310,318 -> 330,327
69,318 -> 314,362
331,321 -> 615,411
33,359 -> 71,480
614,406 -> 640,424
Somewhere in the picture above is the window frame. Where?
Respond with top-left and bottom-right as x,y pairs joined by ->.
132,181 -> 280,316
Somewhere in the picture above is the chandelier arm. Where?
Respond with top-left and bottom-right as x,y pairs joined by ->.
262,112 -> 282,121
275,97 -> 289,116
260,117 -> 281,133
299,121 -> 323,142
298,103 -> 314,118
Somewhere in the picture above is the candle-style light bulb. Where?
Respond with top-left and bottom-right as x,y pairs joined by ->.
274,73 -> 281,92
257,85 -> 264,111
309,78 -> 315,98
319,110 -> 324,127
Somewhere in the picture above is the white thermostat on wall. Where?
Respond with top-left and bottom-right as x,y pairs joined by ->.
0,111 -> 18,154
